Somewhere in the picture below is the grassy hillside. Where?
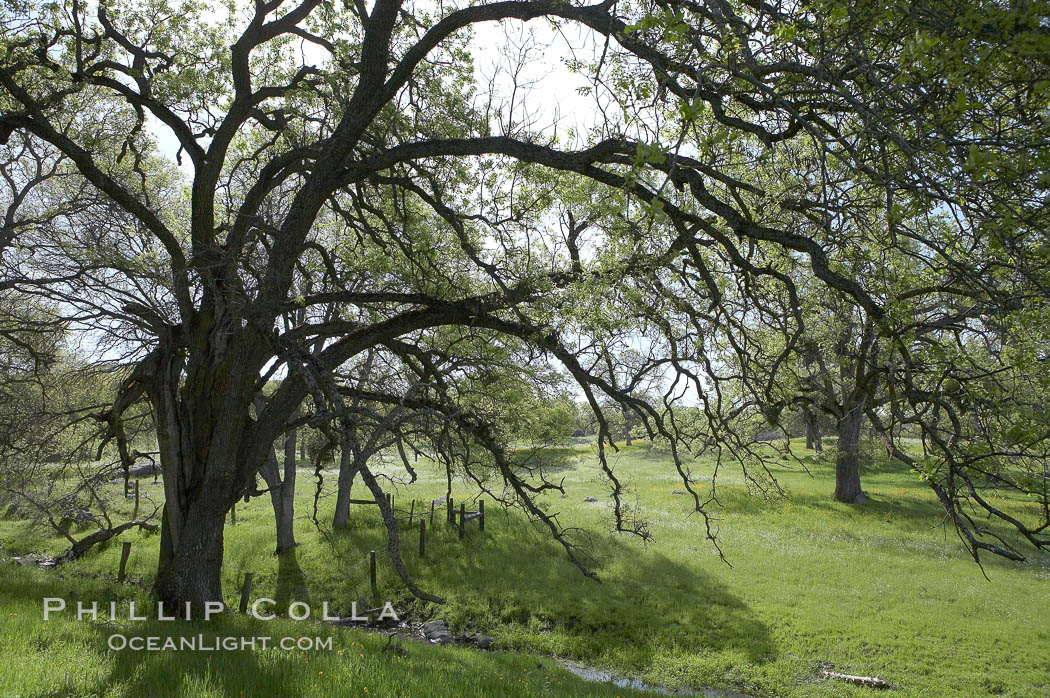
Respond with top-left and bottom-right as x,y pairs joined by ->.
2,441 -> 1048,697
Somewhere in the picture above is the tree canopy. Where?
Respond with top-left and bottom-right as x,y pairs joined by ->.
1,0 -> 1048,607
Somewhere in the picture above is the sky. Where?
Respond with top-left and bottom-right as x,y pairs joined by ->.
150,10 -> 605,171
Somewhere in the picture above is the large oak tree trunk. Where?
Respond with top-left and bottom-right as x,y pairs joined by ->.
147,329 -> 274,612
153,490 -> 229,610
834,405 -> 865,503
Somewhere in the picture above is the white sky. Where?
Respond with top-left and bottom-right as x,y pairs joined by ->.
150,12 -> 604,170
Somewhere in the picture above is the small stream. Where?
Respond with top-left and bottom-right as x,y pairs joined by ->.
559,661 -> 753,697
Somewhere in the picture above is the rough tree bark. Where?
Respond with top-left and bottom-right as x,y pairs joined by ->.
834,404 -> 865,503
147,330 -> 278,611
153,486 -> 234,611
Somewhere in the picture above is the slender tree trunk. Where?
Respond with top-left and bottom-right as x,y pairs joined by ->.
805,414 -> 823,453
260,432 -> 298,555
834,406 -> 864,503
332,442 -> 359,529
277,422 -> 297,554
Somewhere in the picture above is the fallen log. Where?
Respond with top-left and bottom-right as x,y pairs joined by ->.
9,491 -> 160,566
820,669 -> 893,690
55,519 -> 159,564
107,461 -> 161,483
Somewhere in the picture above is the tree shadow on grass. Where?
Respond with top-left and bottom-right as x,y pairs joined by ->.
6,508 -> 771,697
787,488 -> 1050,572
329,505 -> 775,672
77,621 -> 303,698
789,489 -> 948,529
0,565 -> 300,698
224,543 -> 310,616
510,446 -> 584,473
274,549 -> 310,612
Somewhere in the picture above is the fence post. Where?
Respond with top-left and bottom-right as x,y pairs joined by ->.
238,572 -> 254,613
448,497 -> 454,524
133,481 -> 140,520
419,519 -> 426,558
479,499 -> 485,532
369,550 -> 377,598
117,541 -> 132,582
459,502 -> 465,540
429,500 -> 435,526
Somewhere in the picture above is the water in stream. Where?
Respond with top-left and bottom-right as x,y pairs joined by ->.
559,661 -> 753,697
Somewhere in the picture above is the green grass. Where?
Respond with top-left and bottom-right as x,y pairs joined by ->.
0,565 -> 647,698
2,441 -> 1049,697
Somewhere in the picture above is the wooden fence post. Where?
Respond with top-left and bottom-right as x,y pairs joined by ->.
479,499 -> 485,532
429,500 -> 435,526
133,481 -> 140,520
369,550 -> 377,597
419,519 -> 426,558
459,502 -> 465,540
448,497 -> 454,524
239,572 -> 254,613
117,541 -> 132,582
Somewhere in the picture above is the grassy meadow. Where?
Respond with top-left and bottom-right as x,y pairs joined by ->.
1,439 -> 1049,697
